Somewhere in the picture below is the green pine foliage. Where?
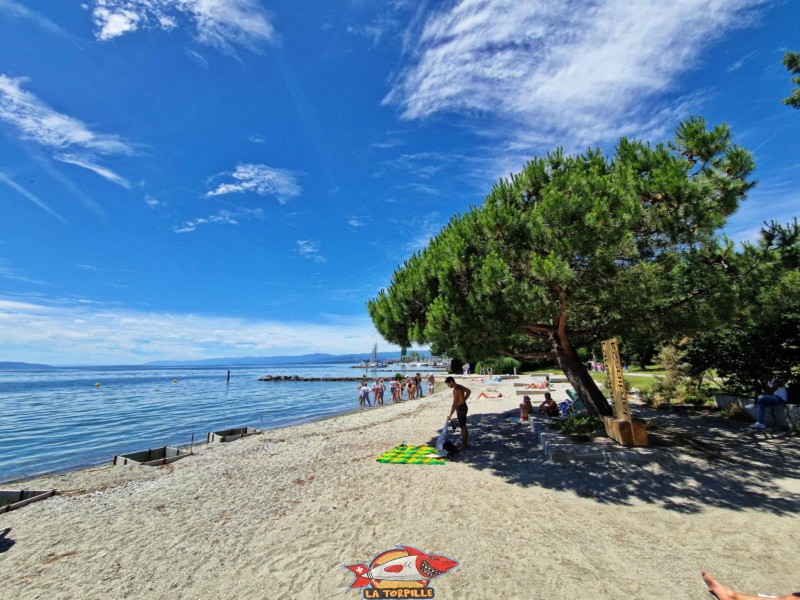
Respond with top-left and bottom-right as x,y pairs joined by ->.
368,118 -> 755,416
684,220 -> 800,395
782,51 -> 800,109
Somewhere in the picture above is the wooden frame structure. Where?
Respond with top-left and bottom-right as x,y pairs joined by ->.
601,338 -> 648,447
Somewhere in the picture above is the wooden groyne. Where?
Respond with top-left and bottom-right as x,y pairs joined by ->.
258,375 -> 392,382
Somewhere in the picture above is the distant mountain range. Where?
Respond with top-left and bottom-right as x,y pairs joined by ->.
143,351 -> 431,367
0,361 -> 53,370
0,351 -> 433,369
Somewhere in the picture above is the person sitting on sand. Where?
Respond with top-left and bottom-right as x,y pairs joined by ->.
535,392 -> 560,417
519,396 -> 534,420
477,391 -> 503,399
702,571 -> 799,600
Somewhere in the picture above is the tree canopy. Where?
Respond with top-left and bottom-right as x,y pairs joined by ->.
782,51 -> 800,109
685,220 -> 800,394
368,118 -> 755,415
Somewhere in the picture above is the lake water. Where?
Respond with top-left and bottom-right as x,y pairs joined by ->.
0,363 -> 441,483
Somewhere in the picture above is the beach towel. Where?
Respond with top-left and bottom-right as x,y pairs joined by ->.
376,445 -> 445,465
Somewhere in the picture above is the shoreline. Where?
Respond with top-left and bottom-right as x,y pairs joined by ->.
1,391 -> 425,487
0,368 -> 447,485
2,376 -> 797,599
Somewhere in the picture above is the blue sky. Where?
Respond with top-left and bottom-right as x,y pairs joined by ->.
0,0 -> 797,365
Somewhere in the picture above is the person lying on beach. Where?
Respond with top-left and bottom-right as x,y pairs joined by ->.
477,391 -> 503,399
523,379 -> 549,389
701,571 -> 799,600
535,393 -> 560,417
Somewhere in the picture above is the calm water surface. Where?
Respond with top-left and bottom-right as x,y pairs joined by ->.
0,363 -> 436,483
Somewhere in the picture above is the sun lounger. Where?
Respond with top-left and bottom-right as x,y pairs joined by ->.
559,390 -> 589,416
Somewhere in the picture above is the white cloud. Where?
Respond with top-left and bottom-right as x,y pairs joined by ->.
0,75 -> 136,186
347,216 -> 367,228
173,207 -> 263,233
0,0 -> 67,35
386,0 -> 767,150
296,240 -> 326,263
0,258 -> 48,285
206,164 -> 302,203
55,153 -> 131,188
371,138 -> 405,149
0,295 -> 394,364
144,194 -> 160,207
0,75 -> 135,155
0,172 -> 68,224
403,212 -> 441,252
89,0 -> 275,52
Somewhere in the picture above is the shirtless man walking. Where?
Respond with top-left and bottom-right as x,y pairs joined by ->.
445,376 -> 471,450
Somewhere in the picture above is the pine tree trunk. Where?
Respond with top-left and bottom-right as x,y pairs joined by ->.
556,352 -> 613,417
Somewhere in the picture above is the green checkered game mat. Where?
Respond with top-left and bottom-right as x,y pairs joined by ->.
376,445 -> 445,465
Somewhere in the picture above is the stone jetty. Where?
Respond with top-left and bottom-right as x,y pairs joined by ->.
258,375 -> 386,382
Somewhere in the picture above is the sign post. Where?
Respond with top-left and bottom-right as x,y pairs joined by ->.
601,338 -> 648,447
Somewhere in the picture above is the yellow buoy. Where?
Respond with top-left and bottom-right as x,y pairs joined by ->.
94,382 -> 101,387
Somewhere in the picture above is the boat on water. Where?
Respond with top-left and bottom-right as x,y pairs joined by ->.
356,343 -> 388,369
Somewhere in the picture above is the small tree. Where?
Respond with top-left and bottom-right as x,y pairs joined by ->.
369,119 -> 754,416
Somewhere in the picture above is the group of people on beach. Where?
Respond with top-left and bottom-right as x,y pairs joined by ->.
357,373 -> 436,407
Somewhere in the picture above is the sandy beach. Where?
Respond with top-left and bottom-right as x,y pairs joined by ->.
1,376 -> 798,599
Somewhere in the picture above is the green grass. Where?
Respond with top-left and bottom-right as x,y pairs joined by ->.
589,372 -> 663,393
626,365 -> 668,375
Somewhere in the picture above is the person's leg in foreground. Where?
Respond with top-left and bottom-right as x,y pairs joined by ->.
702,572 -> 799,600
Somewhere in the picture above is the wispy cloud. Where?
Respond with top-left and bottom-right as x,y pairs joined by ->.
400,182 -> 440,196
0,295 -> 394,364
347,216 -> 368,228
0,75 -> 135,186
0,0 -> 67,36
403,212 -> 441,252
88,0 -> 275,53
386,0 -> 767,151
727,50 -> 759,73
246,134 -> 267,144
0,173 -> 68,224
144,194 -> 161,207
206,164 -> 302,203
0,258 -> 48,285
55,153 -> 131,188
173,207 -> 263,233
371,138 -> 405,149
0,76 -> 135,154
185,47 -> 209,68
296,240 -> 326,263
